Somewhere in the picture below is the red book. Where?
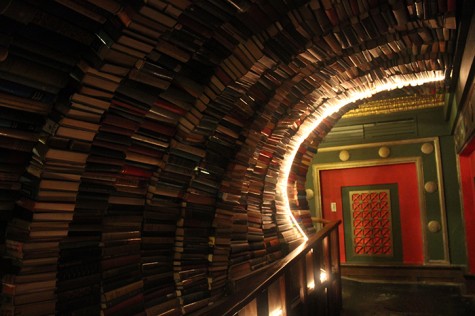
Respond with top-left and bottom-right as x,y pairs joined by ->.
141,119 -> 175,136
153,98 -> 187,115
121,164 -> 153,178
325,8 -> 340,26
110,99 -> 148,116
103,292 -> 144,316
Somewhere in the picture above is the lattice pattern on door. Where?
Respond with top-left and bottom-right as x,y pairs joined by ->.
350,190 -> 393,256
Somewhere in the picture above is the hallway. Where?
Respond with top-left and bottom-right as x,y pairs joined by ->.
340,278 -> 475,316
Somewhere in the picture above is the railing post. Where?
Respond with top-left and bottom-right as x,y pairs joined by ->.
328,228 -> 342,314
312,240 -> 327,315
300,255 -> 309,315
256,289 -> 268,316
285,257 -> 307,315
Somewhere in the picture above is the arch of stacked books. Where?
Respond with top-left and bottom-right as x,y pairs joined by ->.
0,0 -> 456,314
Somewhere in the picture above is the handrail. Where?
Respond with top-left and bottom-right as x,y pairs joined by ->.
311,217 -> 333,224
196,220 -> 342,316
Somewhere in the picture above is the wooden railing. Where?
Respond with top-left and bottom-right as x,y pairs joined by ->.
195,220 -> 341,316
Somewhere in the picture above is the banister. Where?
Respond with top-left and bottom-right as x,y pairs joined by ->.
195,220 -> 342,316
311,217 -> 333,224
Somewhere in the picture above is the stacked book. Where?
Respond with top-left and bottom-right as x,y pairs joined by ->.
228,207 -> 251,281
99,88 -> 152,315
3,116 -> 89,315
174,197 -> 213,314
207,201 -> 233,298
192,146 -> 231,301
0,103 -> 48,245
247,145 -> 272,270
292,210 -> 317,236
55,85 -> 117,315
247,205 -> 267,271
141,199 -> 180,316
0,6 -> 88,313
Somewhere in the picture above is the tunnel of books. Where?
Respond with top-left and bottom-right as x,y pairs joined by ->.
0,0 -> 459,315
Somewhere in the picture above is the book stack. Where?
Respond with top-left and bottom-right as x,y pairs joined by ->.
174,203 -> 212,314
0,15 -> 80,97
224,125 -> 278,279
0,11 -> 76,271
57,33 -> 139,316
173,164 -> 225,313
192,152 -> 229,300
226,153 -> 254,281
55,18 -> 150,310
0,10 -> 93,311
207,201 -> 233,298
228,207 -> 251,281
276,196 -> 304,252
55,1 -> 188,313
291,142 -> 319,211
147,155 -> 192,204
265,122 -> 305,253
245,145 -> 271,272
141,199 -> 180,316
198,118 -> 245,286
217,163 -> 247,282
100,164 -> 149,315
0,105 -> 47,242
96,56 -> 180,316
292,210 -> 317,236
247,205 -> 267,271
181,29 -> 274,141
261,198 -> 283,265
100,210 -> 144,316
2,118 -> 89,315
144,152 -> 193,316
0,3 -> 117,315
54,87 -> 119,315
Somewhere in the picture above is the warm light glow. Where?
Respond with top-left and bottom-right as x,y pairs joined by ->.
320,269 -> 328,283
281,72 -> 445,239
307,281 -> 315,290
269,309 -> 283,316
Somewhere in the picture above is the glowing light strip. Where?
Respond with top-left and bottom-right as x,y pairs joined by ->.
281,72 -> 445,239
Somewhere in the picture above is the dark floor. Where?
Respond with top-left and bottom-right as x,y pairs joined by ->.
341,278 -> 475,316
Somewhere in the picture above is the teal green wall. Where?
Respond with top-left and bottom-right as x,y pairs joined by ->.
439,136 -> 467,265
319,107 -> 450,147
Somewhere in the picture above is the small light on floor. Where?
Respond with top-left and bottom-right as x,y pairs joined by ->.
307,281 -> 315,290
269,308 -> 283,316
320,269 -> 328,283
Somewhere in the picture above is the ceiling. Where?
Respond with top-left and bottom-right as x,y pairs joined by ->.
1,0 -> 461,134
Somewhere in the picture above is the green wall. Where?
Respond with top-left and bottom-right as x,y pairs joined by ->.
306,107 -> 467,266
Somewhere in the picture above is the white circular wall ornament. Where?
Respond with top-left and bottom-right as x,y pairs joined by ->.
421,143 -> 434,154
305,188 -> 314,200
424,181 -> 438,193
378,146 -> 391,158
427,220 -> 441,233
339,150 -> 350,161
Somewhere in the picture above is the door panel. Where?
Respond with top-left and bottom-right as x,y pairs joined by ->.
342,184 -> 403,263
